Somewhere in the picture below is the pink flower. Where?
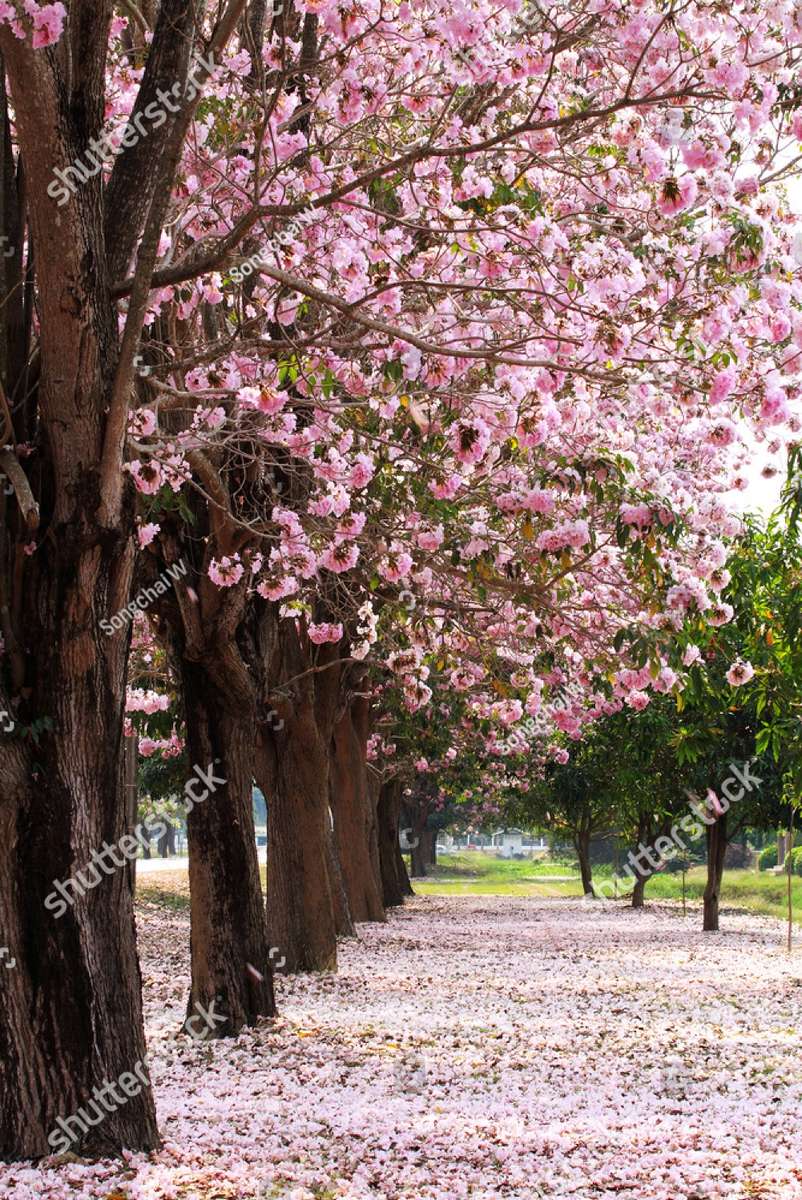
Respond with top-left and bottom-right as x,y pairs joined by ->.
708,602 -> 734,627
129,408 -> 157,438
137,523 -> 160,548
726,659 -> 754,687
319,542 -> 359,573
30,2 -> 66,48
307,621 -> 343,645
707,418 -> 737,447
258,389 -> 286,415
523,488 -> 555,515
257,576 -> 298,601
759,389 -> 790,426
620,503 -> 652,528
682,644 -> 701,667
710,367 -> 737,403
208,555 -> 244,588
657,174 -> 697,216
379,549 -> 413,582
349,453 -> 375,489
335,512 -> 366,541
449,417 -> 491,466
128,459 -> 163,495
429,474 -> 462,499
416,526 -> 444,551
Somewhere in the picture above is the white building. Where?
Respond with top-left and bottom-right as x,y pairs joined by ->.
496,829 -> 525,859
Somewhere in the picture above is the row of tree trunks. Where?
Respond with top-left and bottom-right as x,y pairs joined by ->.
151,537 -> 406,990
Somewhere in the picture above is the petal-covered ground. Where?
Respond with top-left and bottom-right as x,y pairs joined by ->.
3,896 -> 802,1199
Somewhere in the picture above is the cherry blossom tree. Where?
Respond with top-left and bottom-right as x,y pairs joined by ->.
3,0 -> 802,1160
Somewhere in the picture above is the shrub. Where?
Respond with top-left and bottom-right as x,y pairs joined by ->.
789,847 -> 802,877
758,845 -> 778,872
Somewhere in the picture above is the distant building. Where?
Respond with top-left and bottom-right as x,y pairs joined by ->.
496,829 -> 525,859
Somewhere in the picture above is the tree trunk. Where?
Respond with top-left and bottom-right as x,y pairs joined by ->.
124,734 -> 139,893
0,0 -> 244,1157
377,777 -> 413,906
330,698 -> 385,923
256,617 -> 343,973
631,875 -> 648,908
703,813 -> 728,932
325,811 -> 356,938
157,819 -> 176,858
575,831 -> 593,895
411,829 -> 435,877
0,546 -> 160,1160
257,714 -> 339,972
181,662 -> 276,1033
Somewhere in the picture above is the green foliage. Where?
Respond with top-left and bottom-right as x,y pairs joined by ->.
788,846 -> 802,877
758,844 -> 778,871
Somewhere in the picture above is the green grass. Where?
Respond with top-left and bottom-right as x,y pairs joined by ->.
136,852 -> 802,927
412,851 -> 802,924
642,864 -> 802,924
410,852 -> 581,897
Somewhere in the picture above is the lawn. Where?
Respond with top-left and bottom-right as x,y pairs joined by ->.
408,852 -> 581,898
411,851 -> 802,925
135,851 -> 802,928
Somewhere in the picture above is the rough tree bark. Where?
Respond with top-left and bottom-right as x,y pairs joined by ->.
0,9 -> 156,1157
125,734 -> 139,893
703,813 -> 728,932
0,0 -> 246,1157
411,829 -> 436,878
330,692 -> 385,923
255,612 -> 344,972
575,829 -> 594,896
377,777 -> 413,906
180,660 -> 276,1030
147,536 -> 277,1034
325,813 -> 356,939
631,876 -> 648,908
